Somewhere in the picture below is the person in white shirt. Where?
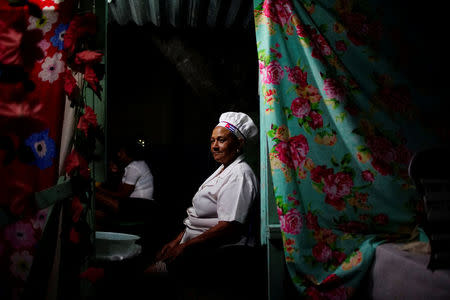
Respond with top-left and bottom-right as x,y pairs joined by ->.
95,138 -> 155,229
144,112 -> 260,292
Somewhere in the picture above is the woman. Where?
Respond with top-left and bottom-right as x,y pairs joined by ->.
144,112 -> 259,290
95,138 -> 155,230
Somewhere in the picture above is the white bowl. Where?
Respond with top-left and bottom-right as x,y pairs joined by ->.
95,231 -> 140,257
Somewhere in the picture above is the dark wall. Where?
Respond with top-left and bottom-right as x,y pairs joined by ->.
106,21 -> 259,236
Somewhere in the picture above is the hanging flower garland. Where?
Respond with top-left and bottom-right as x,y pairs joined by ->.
60,10 -> 104,260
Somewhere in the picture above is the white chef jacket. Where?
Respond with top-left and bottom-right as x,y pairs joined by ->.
180,155 -> 258,246
122,160 -> 154,200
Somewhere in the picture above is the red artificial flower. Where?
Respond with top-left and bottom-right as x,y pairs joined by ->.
75,50 -> 103,65
70,227 -> 80,244
83,64 -> 99,92
71,196 -> 84,223
64,13 -> 97,54
80,267 -> 105,283
64,150 -> 90,178
77,105 -> 98,136
63,69 -> 80,100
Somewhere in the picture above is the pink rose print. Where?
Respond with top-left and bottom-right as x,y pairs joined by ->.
275,134 -> 309,170
323,172 -> 353,202
261,60 -> 284,85
395,143 -> 412,165
285,65 -> 308,87
4,221 -> 37,249
335,40 -> 347,52
322,273 -> 341,285
366,135 -> 397,175
361,170 -> 374,182
373,214 -> 389,225
310,165 -> 334,183
305,211 -> 319,230
323,78 -> 346,101
338,221 -> 368,234
378,86 -> 411,113
262,0 -> 294,27
324,286 -> 348,300
312,242 -> 332,262
291,97 -> 310,118
332,251 -> 347,265
308,111 -> 323,129
280,208 -> 303,234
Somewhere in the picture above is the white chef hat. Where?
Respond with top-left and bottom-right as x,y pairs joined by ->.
217,112 -> 258,140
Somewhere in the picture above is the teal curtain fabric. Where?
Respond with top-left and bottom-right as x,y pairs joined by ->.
255,0 -> 445,298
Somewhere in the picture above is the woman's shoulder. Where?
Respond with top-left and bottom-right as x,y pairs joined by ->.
128,160 -> 150,171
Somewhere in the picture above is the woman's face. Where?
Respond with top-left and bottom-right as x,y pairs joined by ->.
210,126 -> 240,167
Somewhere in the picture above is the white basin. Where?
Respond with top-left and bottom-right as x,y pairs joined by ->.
95,231 -> 141,260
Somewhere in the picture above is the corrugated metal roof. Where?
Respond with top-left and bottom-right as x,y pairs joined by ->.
108,0 -> 254,29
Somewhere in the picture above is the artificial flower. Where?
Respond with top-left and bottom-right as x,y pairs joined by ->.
83,64 -> 99,92
63,69 -> 80,100
64,150 -> 90,178
71,196 -> 84,223
80,267 -> 104,283
69,227 -> 80,244
64,13 -> 97,54
74,50 -> 103,65
77,105 -> 98,136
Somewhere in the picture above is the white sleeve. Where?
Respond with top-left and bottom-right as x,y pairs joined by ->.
217,172 -> 256,223
122,165 -> 140,185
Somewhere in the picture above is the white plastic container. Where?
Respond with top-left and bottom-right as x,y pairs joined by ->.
95,231 -> 141,261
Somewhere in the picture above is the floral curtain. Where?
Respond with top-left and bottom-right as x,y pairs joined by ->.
0,1 -> 103,299
255,0 -> 445,298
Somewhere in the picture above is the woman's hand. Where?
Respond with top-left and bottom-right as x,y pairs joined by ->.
162,243 -> 187,264
156,239 -> 182,261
